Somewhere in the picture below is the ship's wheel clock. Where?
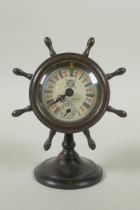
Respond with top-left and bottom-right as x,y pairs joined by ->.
12,37 -> 127,189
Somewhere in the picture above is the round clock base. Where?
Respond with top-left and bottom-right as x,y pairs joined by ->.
34,157 -> 103,189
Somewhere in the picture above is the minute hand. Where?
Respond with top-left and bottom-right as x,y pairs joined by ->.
49,94 -> 65,106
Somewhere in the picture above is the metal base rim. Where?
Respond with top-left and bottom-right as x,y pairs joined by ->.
34,157 -> 103,190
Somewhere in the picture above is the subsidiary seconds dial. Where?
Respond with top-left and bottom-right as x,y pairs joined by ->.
40,62 -> 98,122
59,103 -> 76,120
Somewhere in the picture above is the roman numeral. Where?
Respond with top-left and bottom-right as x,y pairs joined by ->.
54,107 -> 60,114
79,73 -> 84,80
86,93 -> 95,97
58,70 -> 63,78
45,90 -> 53,93
69,69 -> 73,77
83,102 -> 90,109
50,79 -> 56,84
85,82 -> 92,87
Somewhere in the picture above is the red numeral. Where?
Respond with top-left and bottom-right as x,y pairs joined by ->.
48,85 -> 53,89
47,95 -> 52,99
73,71 -> 79,78
53,75 -> 59,81
86,88 -> 92,92
80,106 -> 85,112
63,70 -> 68,77
86,97 -> 92,103
82,77 -> 88,83
52,104 -> 57,109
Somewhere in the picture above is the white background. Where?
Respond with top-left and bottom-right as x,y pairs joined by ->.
0,0 -> 140,210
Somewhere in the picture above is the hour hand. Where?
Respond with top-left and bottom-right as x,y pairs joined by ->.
49,94 -> 65,106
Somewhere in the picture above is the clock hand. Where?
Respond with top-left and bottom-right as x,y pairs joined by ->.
64,109 -> 71,117
49,94 -> 65,106
49,88 -> 74,106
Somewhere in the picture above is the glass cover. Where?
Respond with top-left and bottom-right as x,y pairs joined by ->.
37,61 -> 100,123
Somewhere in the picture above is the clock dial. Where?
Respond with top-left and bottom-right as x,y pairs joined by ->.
39,62 -> 99,123
29,53 -> 110,133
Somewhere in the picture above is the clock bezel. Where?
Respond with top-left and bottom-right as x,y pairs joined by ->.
29,53 -> 110,133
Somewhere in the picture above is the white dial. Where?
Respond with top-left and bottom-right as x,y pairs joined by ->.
40,62 -> 99,122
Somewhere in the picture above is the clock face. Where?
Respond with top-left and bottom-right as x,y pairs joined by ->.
40,62 -> 99,123
30,53 -> 109,133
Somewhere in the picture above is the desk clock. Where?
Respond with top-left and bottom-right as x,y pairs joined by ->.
12,37 -> 127,189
